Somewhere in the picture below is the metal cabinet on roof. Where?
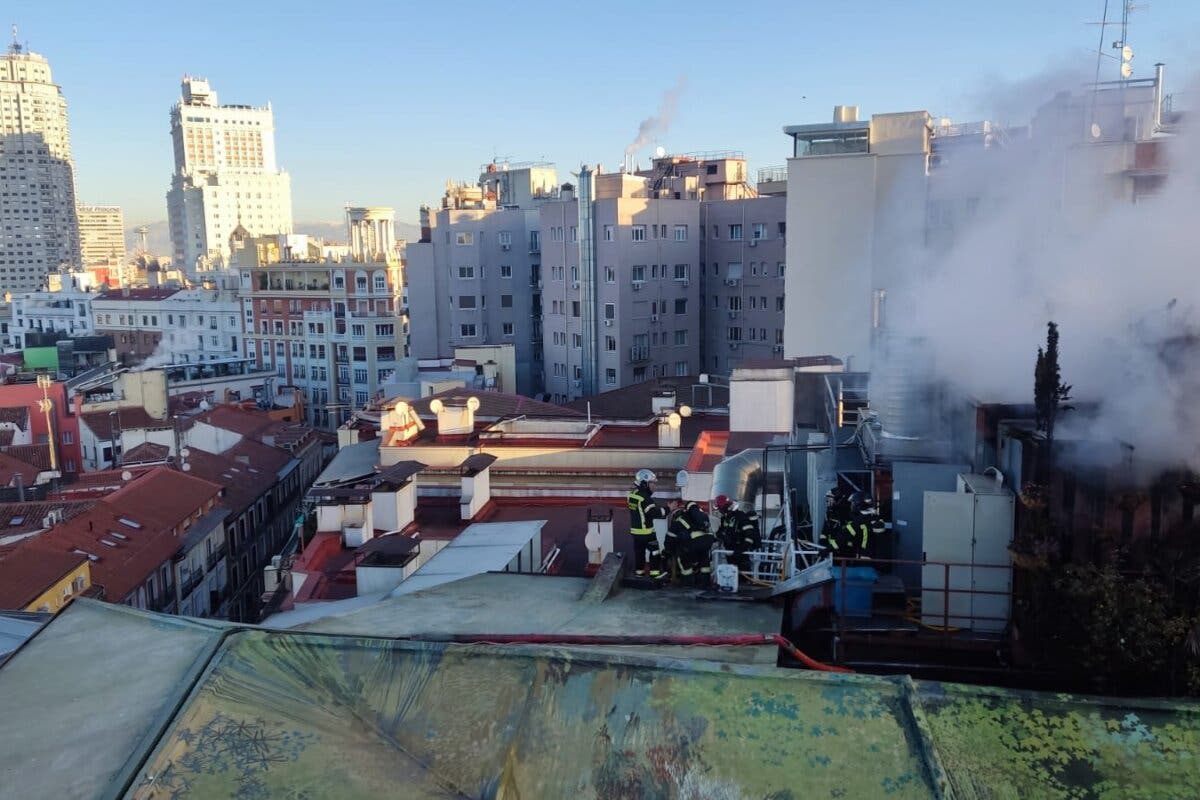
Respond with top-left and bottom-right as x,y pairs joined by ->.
921,473 -> 1014,633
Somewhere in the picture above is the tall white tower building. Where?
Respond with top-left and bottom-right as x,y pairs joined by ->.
166,77 -> 293,272
0,37 -> 81,291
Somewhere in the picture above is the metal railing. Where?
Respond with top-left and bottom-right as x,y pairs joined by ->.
179,571 -> 205,599
206,544 -> 227,571
829,556 -> 1014,638
757,166 -> 788,184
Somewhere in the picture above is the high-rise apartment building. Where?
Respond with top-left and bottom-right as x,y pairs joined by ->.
237,211 -> 408,430
408,155 -> 786,401
167,77 -> 293,273
406,163 -> 556,395
0,40 -> 80,292
76,204 -> 125,267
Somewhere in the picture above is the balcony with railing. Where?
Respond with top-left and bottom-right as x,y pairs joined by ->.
206,543 -> 227,571
179,570 -> 205,599
629,345 -> 650,363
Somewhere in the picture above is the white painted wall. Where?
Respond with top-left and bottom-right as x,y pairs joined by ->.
460,467 -> 491,520
730,371 -> 794,433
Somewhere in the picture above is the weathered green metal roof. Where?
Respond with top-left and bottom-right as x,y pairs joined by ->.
1,600 -> 1198,799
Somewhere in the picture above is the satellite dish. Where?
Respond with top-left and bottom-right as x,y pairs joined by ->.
1120,62 -> 1133,79
1121,45 -> 1133,62
465,397 -> 481,412
667,412 -> 682,428
1090,122 -> 1102,139
678,404 -> 693,418
180,448 -> 191,458
654,145 -> 666,158
675,470 -> 689,488
121,470 -> 132,481
429,398 -> 444,413
395,401 -> 409,414
198,399 -> 211,411
182,463 -> 192,472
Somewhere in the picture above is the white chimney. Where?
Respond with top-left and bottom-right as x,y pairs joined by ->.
380,400 -> 425,446
430,397 -> 479,436
459,453 -> 496,520
658,411 -> 682,448
651,390 -> 677,416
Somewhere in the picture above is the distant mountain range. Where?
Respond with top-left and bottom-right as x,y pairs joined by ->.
123,220 -> 422,257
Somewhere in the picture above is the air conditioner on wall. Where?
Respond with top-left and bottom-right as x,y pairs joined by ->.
571,281 -> 579,289
681,279 -> 689,288
651,314 -> 659,322
604,319 -> 613,327
725,279 -> 738,286
632,282 -> 642,291
749,239 -> 758,247
501,244 -> 511,251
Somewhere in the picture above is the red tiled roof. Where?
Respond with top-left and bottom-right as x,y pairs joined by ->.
51,467 -> 154,499
193,405 -> 275,438
120,442 -> 170,464
406,389 -> 583,420
179,440 -> 292,516
34,467 -> 223,601
1,445 -> 52,472
0,407 -> 30,431
565,376 -> 718,419
0,545 -> 88,609
0,501 -> 95,538
79,407 -> 165,440
0,451 -> 40,487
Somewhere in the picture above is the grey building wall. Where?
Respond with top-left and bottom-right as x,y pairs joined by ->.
540,196 -> 700,403
404,206 -> 542,395
700,196 -> 786,376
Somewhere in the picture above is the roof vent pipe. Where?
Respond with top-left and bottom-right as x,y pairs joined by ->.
710,448 -> 787,508
833,105 -> 859,123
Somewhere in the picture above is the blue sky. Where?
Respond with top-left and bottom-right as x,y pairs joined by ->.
8,0 -> 1200,225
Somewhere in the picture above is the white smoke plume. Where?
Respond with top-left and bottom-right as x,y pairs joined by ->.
625,76 -> 687,156
134,329 -> 215,371
885,70 -> 1200,478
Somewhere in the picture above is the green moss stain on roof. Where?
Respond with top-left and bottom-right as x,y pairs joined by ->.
917,681 -> 1200,799
129,630 -> 937,798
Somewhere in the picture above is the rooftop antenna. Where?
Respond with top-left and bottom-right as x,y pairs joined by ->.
9,24 -> 21,55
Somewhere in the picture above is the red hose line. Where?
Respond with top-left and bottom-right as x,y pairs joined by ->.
411,632 -> 852,673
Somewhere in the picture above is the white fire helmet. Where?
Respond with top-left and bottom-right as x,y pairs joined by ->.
635,469 -> 657,485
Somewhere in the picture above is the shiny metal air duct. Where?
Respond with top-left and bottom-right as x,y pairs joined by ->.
710,448 -> 788,508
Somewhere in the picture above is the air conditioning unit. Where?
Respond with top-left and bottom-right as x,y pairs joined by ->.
772,344 -> 784,353
725,279 -> 739,287
632,282 -> 642,292
604,319 -> 613,327
681,279 -> 689,288
572,380 -> 582,390
728,310 -> 738,319
729,341 -> 739,350
501,243 -> 511,251
749,239 -> 758,247
271,555 -> 283,569
571,281 -> 579,290
651,314 -> 659,322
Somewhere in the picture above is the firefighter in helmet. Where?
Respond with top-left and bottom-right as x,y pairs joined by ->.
627,469 -> 667,578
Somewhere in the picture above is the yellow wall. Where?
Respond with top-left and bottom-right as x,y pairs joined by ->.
25,562 -> 92,613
